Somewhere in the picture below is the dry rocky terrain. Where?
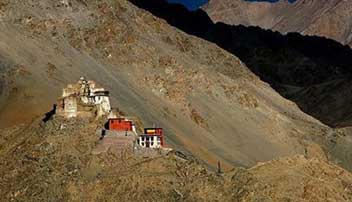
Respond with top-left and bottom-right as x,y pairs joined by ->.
0,0 -> 352,200
0,0 -> 340,169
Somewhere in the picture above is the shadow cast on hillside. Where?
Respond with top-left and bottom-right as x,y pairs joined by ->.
130,0 -> 352,127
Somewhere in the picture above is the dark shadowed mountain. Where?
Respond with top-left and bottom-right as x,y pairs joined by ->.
130,0 -> 352,128
203,0 -> 352,47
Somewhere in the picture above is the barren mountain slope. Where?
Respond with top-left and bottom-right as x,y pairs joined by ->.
1,117 -> 352,201
0,0 -> 350,170
203,0 -> 352,46
152,0 -> 352,128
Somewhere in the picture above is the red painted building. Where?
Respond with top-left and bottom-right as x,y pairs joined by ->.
108,118 -> 134,131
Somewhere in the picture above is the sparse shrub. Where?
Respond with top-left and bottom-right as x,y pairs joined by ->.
190,109 -> 208,129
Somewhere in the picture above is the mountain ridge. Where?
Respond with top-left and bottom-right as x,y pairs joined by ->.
203,0 -> 352,47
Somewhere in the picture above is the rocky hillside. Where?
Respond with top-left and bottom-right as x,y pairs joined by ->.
1,0 -> 352,200
134,0 -> 352,128
1,117 -> 352,202
203,0 -> 352,47
1,0 -> 352,175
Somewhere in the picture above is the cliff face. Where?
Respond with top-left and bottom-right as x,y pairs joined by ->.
203,0 -> 352,46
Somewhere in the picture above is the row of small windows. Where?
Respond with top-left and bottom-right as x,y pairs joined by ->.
140,142 -> 155,146
140,136 -> 161,141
